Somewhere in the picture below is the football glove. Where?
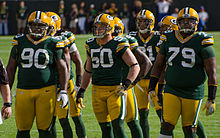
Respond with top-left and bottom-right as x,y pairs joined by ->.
76,88 -> 86,109
57,90 -> 68,108
202,100 -> 216,116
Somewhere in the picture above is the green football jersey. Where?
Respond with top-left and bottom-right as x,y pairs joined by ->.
10,34 -> 65,89
129,31 -> 160,79
121,35 -> 139,82
159,30 -> 215,99
85,36 -> 129,86
61,31 -> 76,80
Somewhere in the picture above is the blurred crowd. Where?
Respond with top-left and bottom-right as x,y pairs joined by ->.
0,0 -> 209,35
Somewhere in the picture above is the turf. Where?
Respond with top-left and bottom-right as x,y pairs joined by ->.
0,32 -> 219,138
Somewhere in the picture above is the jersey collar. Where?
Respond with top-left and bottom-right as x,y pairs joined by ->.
26,34 -> 50,45
175,30 -> 196,44
138,31 -> 154,44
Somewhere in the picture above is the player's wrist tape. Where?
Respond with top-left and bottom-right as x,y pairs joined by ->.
208,85 -> 217,101
158,83 -> 165,94
76,88 -> 86,103
60,90 -> 67,94
76,75 -> 82,86
3,102 -> 12,107
149,76 -> 159,91
123,79 -> 132,90
130,63 -> 138,67
85,68 -> 92,73
132,76 -> 141,85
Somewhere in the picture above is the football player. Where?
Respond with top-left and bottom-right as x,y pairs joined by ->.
128,9 -> 163,138
6,11 -> 68,138
46,12 -> 86,138
155,15 -> 208,138
149,7 -> 217,138
76,13 -> 140,137
113,16 -> 152,138
158,16 -> 178,34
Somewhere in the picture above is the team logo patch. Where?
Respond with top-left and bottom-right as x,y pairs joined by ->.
51,15 -> 58,22
107,15 -> 114,21
171,19 -> 177,24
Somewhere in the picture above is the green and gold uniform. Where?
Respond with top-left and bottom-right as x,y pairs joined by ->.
159,30 -> 215,126
85,36 -> 129,123
129,31 -> 161,110
122,35 -> 139,123
11,34 -> 65,131
55,31 -> 81,119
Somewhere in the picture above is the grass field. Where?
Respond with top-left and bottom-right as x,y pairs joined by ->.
0,32 -> 219,138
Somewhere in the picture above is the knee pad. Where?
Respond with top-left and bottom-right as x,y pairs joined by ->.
182,126 -> 197,134
161,122 -> 175,132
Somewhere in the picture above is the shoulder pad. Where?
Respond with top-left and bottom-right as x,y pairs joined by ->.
14,34 -> 24,39
197,32 -> 214,46
86,38 -> 95,44
12,34 -> 24,46
160,34 -> 167,42
163,30 -> 174,34
128,31 -> 138,36
51,36 -> 65,41
153,31 -> 160,35
113,36 -> 127,43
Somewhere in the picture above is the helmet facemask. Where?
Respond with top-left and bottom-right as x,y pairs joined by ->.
159,23 -> 171,34
137,18 -> 153,33
93,22 -> 111,38
177,18 -> 198,34
28,20 -> 48,39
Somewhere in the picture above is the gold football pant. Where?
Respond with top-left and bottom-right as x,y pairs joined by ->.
92,85 -> 126,123
163,93 -> 202,127
55,79 -> 81,119
15,85 -> 56,131
125,88 -> 139,123
134,79 -> 162,110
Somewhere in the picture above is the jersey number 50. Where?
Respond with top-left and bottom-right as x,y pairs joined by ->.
91,48 -> 113,68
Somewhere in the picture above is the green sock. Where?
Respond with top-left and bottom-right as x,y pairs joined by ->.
156,109 -> 162,121
38,116 -> 57,138
99,122 -> 114,138
59,118 -> 73,138
38,129 -> 54,138
72,116 -> 86,138
127,120 -> 143,138
112,118 -> 127,138
160,128 -> 173,136
196,120 -> 206,138
16,130 -> 30,138
184,132 -> 197,138
51,116 -> 57,138
139,110 -> 149,138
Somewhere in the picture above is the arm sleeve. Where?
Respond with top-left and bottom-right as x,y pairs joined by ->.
116,38 -> 130,56
69,43 -> 77,53
201,46 -> 216,60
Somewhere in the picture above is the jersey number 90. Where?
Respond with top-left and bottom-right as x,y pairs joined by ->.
21,48 -> 49,69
